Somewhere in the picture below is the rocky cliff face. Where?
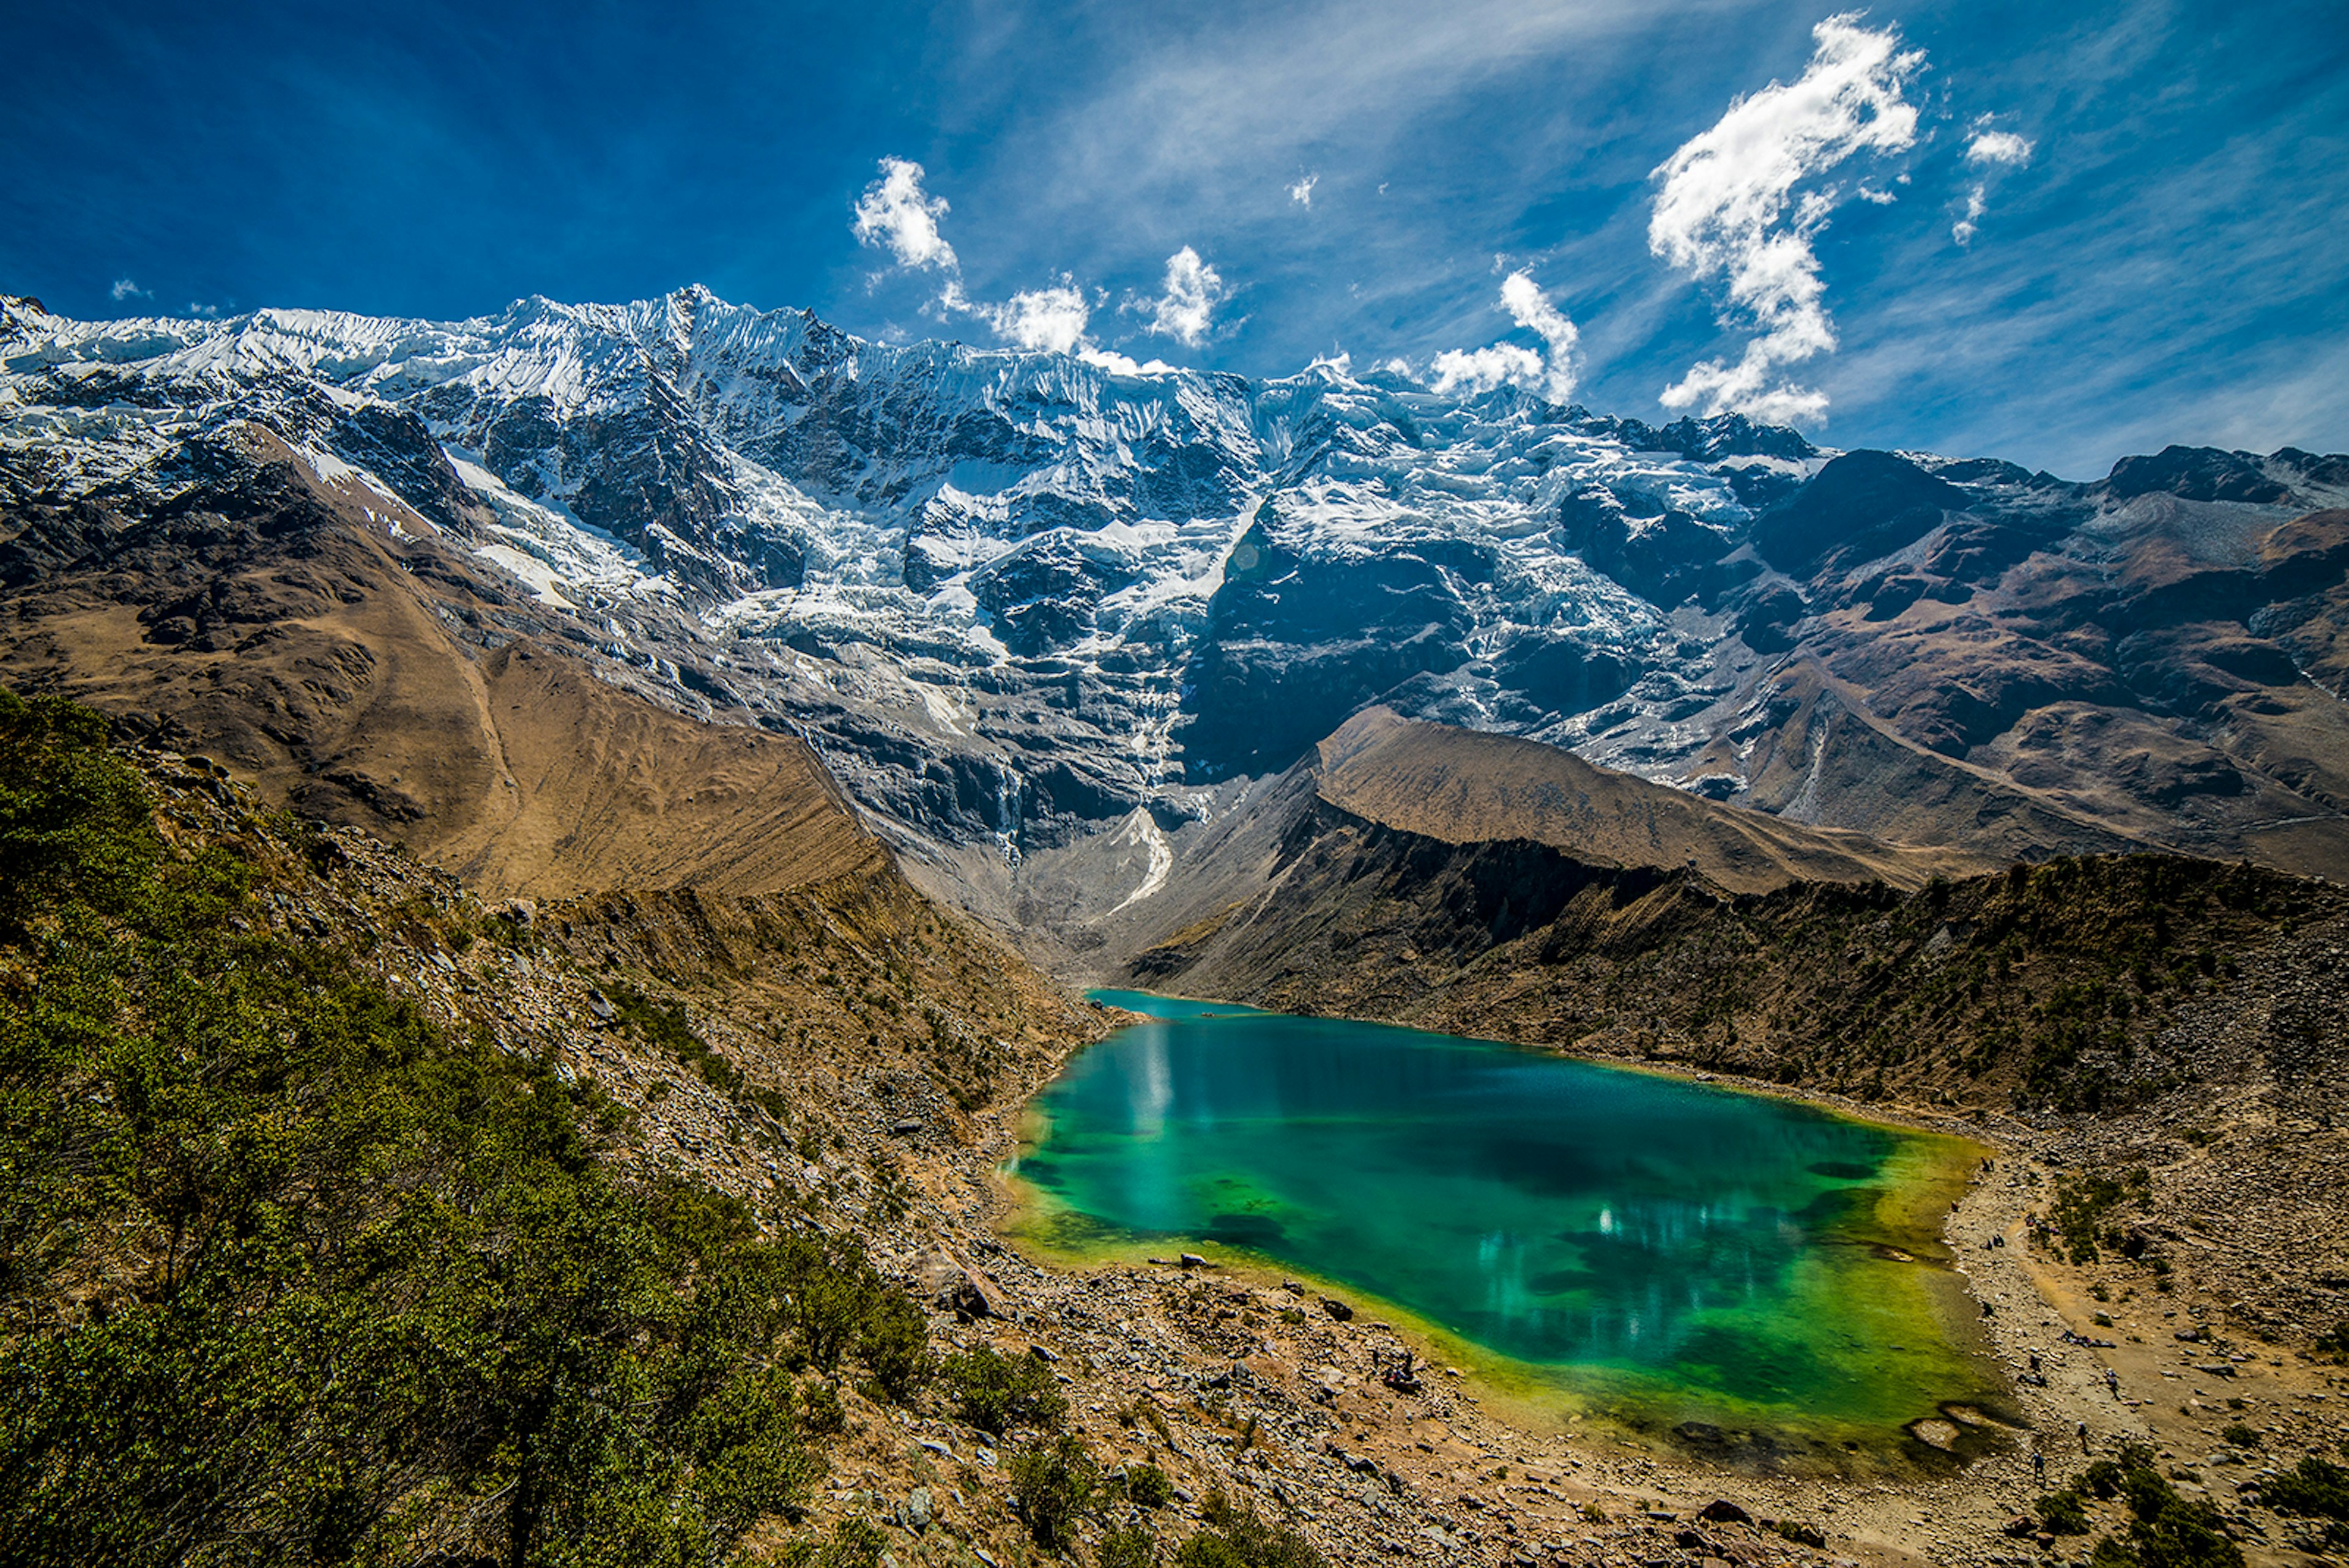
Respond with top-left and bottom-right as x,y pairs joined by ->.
7,288 -> 2348,943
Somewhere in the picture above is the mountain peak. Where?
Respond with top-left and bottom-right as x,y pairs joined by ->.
4,285 -> 2347,923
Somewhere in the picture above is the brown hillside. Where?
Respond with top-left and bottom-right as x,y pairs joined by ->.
429,642 -> 877,897
0,421 -> 876,897
1313,705 -> 1990,893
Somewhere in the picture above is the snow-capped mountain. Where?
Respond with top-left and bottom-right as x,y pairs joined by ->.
7,285 -> 2348,927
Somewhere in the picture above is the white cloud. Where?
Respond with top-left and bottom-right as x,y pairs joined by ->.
1952,185 -> 1989,247
1648,12 -> 1924,424
853,157 -> 960,271
1141,246 -> 1227,346
1499,270 -> 1581,401
1426,270 -> 1583,402
850,157 -> 1191,371
1078,346 -> 1177,376
110,278 -> 149,302
185,302 -> 221,319
1288,172 -> 1318,208
1965,129 -> 2035,166
1954,127 -> 2033,245
977,279 -> 1091,354
1430,343 -> 1546,396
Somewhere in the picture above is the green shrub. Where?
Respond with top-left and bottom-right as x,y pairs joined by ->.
0,691 -> 160,938
2038,1491 -> 2092,1535
1127,1460 -> 1174,1509
855,1288 -> 934,1402
800,1517 -> 889,1568
2219,1423 -> 2260,1449
1176,1491 -> 1327,1568
798,1379 -> 847,1435
1008,1432 -> 1098,1548
1100,1523 -> 1158,1568
941,1345 -> 1067,1435
2262,1454 -> 2349,1539
604,978 -> 741,1091
2049,1169 -> 2150,1264
765,1227 -> 930,1392
2082,1444 -> 2244,1568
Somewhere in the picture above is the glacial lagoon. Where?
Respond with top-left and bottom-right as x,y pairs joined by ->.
1007,992 -> 2010,1469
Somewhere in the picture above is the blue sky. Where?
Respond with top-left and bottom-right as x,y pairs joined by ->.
4,0 -> 2343,478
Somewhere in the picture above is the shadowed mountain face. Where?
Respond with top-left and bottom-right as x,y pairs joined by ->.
6,289 -> 2348,938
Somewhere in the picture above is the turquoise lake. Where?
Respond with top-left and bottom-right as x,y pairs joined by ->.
1008,991 -> 2005,1467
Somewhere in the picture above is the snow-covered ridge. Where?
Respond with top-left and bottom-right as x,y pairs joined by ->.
20,283 -> 2332,901
0,283 -> 1784,698
0,284 -> 1868,876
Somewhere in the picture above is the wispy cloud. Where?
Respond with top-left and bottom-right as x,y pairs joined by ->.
185,302 -> 220,319
1951,187 -> 1989,248
1965,130 -> 2035,167
1648,13 -> 1924,425
1138,247 -> 1228,346
1288,172 -> 1318,208
854,156 -> 1182,371
1500,271 -> 1581,401
1428,270 -> 1581,401
1953,126 -> 2035,246
109,277 -> 149,302
852,157 -> 959,271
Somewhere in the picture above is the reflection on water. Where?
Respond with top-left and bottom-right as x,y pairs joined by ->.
1019,991 -> 1994,1439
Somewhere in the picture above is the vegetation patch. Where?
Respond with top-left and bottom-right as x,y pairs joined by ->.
603,975 -> 741,1091
2032,1444 -> 2244,1568
1177,1489 -> 1329,1568
2261,1454 -> 2349,1548
0,691 -> 924,1567
1007,1432 -> 1098,1548
941,1344 -> 1068,1436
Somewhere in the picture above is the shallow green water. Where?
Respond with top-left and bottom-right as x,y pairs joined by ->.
1009,991 -> 2004,1465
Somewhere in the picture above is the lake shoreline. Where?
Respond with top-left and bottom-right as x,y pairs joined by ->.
935,990 -> 2339,1568
1009,998 -> 2005,1463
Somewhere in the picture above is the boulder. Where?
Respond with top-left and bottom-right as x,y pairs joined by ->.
913,1250 -> 1008,1319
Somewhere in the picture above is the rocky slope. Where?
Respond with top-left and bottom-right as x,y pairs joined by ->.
7,289 -> 2347,946
1310,705 -> 1992,893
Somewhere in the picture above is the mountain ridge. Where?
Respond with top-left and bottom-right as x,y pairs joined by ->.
1313,704 -> 1998,893
7,286 -> 2349,944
